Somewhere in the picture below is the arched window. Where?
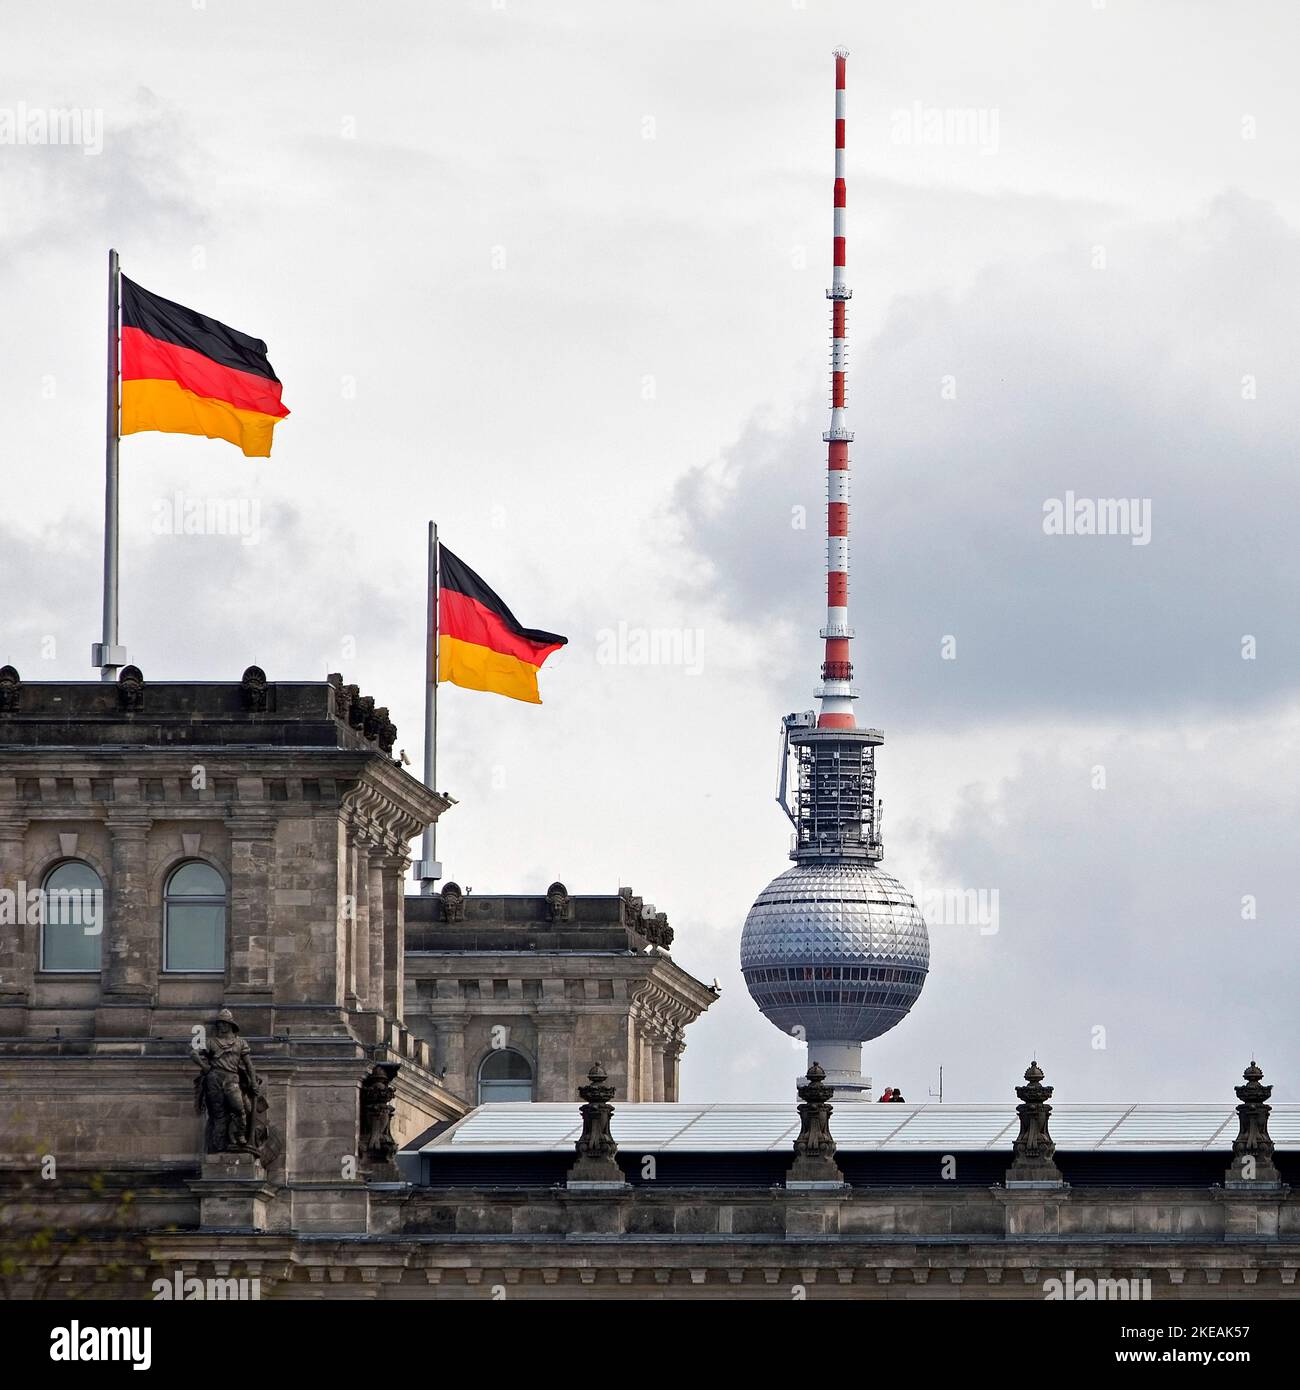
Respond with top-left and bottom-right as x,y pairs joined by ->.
163,861 -> 226,973
477,1049 -> 534,1104
40,861 -> 104,972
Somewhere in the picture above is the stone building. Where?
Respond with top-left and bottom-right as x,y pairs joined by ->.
2,664 -> 1295,1302
404,883 -> 717,1104
0,664 -> 716,1245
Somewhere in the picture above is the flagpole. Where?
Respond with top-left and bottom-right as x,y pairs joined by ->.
417,520 -> 442,892
94,248 -> 125,682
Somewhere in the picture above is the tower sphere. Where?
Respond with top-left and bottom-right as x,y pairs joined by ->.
741,863 -> 928,1045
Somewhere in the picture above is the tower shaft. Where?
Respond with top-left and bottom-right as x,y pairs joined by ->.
818,48 -> 856,731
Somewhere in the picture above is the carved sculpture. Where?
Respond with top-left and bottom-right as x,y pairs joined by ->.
0,665 -> 19,712
546,881 -> 570,922
788,1062 -> 844,1185
1008,1059 -> 1063,1184
568,1062 -> 624,1184
241,665 -> 268,711
118,665 -> 144,712
440,881 -> 465,923
191,1009 -> 269,1161
360,1062 -> 401,1166
1227,1060 -> 1281,1185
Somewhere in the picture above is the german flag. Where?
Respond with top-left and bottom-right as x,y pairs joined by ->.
438,545 -> 567,704
120,276 -> 289,458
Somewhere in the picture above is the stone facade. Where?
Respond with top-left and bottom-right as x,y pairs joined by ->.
0,669 -> 468,1234
404,884 -> 716,1103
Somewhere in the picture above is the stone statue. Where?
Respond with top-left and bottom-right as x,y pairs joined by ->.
788,1062 -> 844,1185
440,881 -> 465,923
568,1063 -> 624,1184
118,665 -> 144,712
1008,1059 -> 1063,1184
192,1009 -> 269,1160
546,881 -> 570,922
1227,1060 -> 1281,1185
241,665 -> 268,712
0,665 -> 20,713
360,1063 -> 401,1165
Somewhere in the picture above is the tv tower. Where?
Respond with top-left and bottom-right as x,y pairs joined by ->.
740,50 -> 929,1099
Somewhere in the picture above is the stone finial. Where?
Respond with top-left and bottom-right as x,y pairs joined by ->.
0,665 -> 20,712
440,881 -> 465,922
118,665 -> 144,712
241,665 -> 268,711
568,1062 -> 625,1186
1226,1060 -> 1282,1187
359,1062 -> 401,1175
787,1062 -> 845,1187
1007,1059 -> 1064,1186
545,881 -> 570,922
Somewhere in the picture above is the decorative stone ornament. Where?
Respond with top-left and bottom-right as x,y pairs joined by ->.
568,1062 -> 626,1187
1007,1059 -> 1064,1186
1226,1060 -> 1282,1187
787,1061 -> 845,1187
191,1009 -> 271,1162
360,1062 -> 401,1177
241,665 -> 268,711
0,665 -> 20,712
118,665 -> 144,711
546,881 -> 571,922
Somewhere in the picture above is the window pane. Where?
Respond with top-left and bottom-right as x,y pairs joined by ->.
481,1050 -> 533,1081
479,1079 -> 534,1104
41,862 -> 104,972
167,862 -> 224,898
166,902 -> 226,972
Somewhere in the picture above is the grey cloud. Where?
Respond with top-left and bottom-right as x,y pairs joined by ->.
671,193 -> 1300,729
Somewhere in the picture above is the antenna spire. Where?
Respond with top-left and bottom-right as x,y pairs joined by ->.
818,48 -> 856,730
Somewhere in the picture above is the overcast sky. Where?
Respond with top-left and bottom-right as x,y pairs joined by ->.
2,0 -> 1297,1106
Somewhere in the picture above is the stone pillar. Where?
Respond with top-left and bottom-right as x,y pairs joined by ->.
380,854 -> 407,1022
0,817 -> 31,1034
667,1037 -> 686,1103
98,813 -> 154,1036
650,1039 -> 667,1103
226,817 -> 275,1010
787,1062 -> 845,1188
639,1034 -> 655,1103
366,849 -> 386,1014
535,1015 -> 575,1102
347,831 -> 370,1010
434,1015 -> 470,1102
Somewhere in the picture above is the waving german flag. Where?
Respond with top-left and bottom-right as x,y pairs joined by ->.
120,276 -> 289,458
438,545 -> 567,704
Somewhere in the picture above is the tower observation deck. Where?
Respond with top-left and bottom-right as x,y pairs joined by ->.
740,52 -> 929,1100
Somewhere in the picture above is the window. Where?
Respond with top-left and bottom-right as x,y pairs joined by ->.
477,1049 -> 534,1104
164,861 -> 226,973
40,861 -> 104,972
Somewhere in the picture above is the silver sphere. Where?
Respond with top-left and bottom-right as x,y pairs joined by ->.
741,861 -> 929,1043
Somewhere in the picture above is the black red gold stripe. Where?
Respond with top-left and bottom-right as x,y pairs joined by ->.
438,545 -> 566,704
119,276 -> 288,458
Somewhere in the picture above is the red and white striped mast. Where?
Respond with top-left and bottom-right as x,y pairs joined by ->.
818,47 -> 856,731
